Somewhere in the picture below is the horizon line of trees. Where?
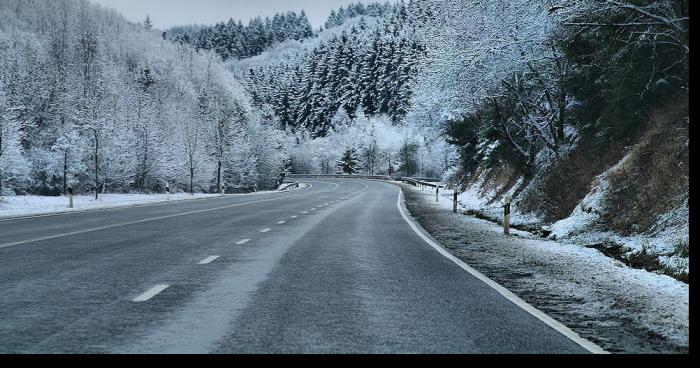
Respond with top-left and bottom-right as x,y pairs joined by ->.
166,10 -> 315,61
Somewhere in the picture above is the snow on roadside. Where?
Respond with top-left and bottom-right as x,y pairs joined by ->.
0,194 -> 219,218
548,157 -> 689,275
402,183 -> 689,353
0,190 -> 282,219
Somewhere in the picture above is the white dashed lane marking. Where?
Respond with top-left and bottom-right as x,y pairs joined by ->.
291,216 -> 298,219
277,221 -> 286,224
198,256 -> 220,265
133,285 -> 170,302
260,228 -> 272,233
236,239 -> 251,245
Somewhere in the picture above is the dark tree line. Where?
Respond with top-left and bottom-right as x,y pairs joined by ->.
166,11 -> 314,60
244,2 -> 431,137
324,2 -> 395,29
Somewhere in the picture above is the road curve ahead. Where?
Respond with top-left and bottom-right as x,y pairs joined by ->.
0,179 -> 592,354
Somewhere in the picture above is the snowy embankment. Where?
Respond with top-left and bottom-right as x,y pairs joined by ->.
438,161 -> 689,280
0,193 -> 220,218
403,183 -> 688,353
0,185 -> 308,219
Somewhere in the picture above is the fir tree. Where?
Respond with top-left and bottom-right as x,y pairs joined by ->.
336,147 -> 360,175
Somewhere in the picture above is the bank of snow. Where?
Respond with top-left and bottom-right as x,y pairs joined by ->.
0,187 -> 305,219
0,194 -> 219,218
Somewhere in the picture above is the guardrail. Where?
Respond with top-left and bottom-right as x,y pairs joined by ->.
402,177 -> 444,189
285,174 -> 457,208
408,177 -> 442,183
286,174 -> 444,188
287,174 -> 393,181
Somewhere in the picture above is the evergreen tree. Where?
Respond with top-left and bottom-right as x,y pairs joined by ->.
397,140 -> 419,177
336,147 -> 360,174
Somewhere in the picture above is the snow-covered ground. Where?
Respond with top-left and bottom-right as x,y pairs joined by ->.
0,188 -> 299,219
549,169 -> 689,276
429,171 -> 689,278
0,193 -> 219,218
402,183 -> 688,353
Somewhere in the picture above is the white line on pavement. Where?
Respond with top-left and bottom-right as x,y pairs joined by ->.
277,221 -> 286,224
290,216 -> 298,219
133,285 -> 170,302
236,239 -> 251,245
260,228 -> 272,233
198,256 -> 220,265
301,212 -> 309,214
395,189 -> 607,354
0,185 -> 338,249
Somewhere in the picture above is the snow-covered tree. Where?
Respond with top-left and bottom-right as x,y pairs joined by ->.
0,97 -> 30,196
336,147 -> 360,175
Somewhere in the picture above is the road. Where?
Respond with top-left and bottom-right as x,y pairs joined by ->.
0,179 -> 594,354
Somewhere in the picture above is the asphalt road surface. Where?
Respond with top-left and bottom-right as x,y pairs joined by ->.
0,179 -> 594,354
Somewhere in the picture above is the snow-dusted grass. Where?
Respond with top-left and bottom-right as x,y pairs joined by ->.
0,188 -> 300,219
431,177 -> 543,228
548,156 -> 690,276
0,193 -> 220,218
403,184 -> 689,353
435,156 -> 689,278
0,183 -> 313,219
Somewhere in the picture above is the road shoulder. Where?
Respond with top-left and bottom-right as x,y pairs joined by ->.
398,183 -> 688,354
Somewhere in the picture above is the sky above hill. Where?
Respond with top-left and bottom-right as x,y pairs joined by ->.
90,0 -> 396,30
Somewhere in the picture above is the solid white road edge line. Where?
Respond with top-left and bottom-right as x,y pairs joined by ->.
133,284 -> 170,302
395,189 -> 608,355
236,239 -> 251,245
0,186 -> 331,249
198,256 -> 220,265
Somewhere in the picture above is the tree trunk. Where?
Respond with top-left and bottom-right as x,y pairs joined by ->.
217,161 -> 222,194
63,152 -> 68,195
557,86 -> 566,145
0,129 -> 3,196
94,132 -> 99,200
190,167 -> 194,196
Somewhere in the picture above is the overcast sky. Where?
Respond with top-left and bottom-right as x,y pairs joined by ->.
90,0 -> 395,30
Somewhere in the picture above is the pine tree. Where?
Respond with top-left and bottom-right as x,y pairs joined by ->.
397,140 -> 419,177
337,147 -> 360,175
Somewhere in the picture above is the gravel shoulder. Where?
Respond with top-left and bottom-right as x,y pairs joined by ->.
399,183 -> 688,354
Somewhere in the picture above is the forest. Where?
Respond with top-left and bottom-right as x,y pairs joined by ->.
0,0 -> 287,196
0,0 -> 689,273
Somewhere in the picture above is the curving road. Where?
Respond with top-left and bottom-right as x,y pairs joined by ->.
0,179 -> 595,354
